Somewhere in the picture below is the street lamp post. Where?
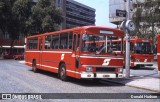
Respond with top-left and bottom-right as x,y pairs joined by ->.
125,0 -> 131,78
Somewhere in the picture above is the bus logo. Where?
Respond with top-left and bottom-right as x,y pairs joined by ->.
61,54 -> 65,60
102,59 -> 111,66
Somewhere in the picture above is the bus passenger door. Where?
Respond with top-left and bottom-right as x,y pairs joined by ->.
73,33 -> 80,78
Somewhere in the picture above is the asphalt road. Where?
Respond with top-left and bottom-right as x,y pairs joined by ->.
0,60 -> 159,102
129,62 -> 159,78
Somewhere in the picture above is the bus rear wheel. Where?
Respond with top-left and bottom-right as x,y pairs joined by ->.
32,60 -> 38,73
59,63 -> 67,81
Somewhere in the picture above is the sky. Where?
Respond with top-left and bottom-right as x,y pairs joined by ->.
74,0 -> 116,28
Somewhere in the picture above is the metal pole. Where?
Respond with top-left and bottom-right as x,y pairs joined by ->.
125,0 -> 130,78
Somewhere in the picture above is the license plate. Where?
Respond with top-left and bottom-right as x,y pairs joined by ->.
103,75 -> 110,78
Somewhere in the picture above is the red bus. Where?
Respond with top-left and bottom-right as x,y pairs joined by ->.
129,37 -> 154,68
25,26 -> 124,81
110,37 -> 154,68
157,34 -> 160,75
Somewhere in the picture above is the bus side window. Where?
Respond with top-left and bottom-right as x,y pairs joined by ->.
39,38 -> 43,50
45,35 -> 51,49
52,34 -> 60,49
60,32 -> 68,49
77,34 -> 80,51
73,35 -> 76,51
68,32 -> 73,49
28,38 -> 38,50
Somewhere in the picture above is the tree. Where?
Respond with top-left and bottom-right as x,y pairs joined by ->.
132,0 -> 160,43
0,0 -> 63,37
29,0 -> 63,34
0,0 -> 18,40
12,0 -> 32,38
0,0 -> 63,49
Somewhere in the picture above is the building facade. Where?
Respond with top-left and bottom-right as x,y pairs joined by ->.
54,0 -> 96,29
109,0 -> 160,34
109,0 -> 135,25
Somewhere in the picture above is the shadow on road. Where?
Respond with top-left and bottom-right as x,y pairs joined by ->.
29,69 -> 59,79
68,78 -> 126,87
131,67 -> 155,70
29,69 -> 127,87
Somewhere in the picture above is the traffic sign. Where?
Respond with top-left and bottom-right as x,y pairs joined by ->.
116,10 -> 127,17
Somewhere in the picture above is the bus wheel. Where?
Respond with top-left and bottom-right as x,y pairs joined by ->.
32,60 -> 38,73
59,63 -> 67,81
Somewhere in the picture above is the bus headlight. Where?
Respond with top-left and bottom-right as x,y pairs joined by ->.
118,68 -> 123,73
86,66 -> 92,72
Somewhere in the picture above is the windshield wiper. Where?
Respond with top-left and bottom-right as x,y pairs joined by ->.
96,46 -> 106,54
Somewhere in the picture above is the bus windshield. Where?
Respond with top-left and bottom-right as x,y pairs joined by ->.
82,34 -> 122,54
134,42 -> 153,54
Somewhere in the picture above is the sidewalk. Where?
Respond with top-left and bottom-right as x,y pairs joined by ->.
106,63 -> 160,92
105,75 -> 160,93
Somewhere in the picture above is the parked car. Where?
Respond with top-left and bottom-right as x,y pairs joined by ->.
3,53 -> 14,59
13,53 -> 24,60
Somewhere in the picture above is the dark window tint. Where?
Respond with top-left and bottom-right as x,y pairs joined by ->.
28,38 -> 38,50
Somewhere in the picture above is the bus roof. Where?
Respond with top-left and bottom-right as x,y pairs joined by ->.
27,26 -> 124,38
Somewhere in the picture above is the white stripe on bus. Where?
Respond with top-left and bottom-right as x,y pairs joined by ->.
66,70 -> 80,74
80,56 -> 123,59
26,51 -> 72,53
157,53 -> 160,55
41,64 -> 58,69
26,61 -> 80,74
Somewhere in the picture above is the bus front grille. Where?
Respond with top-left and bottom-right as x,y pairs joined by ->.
96,67 -> 115,72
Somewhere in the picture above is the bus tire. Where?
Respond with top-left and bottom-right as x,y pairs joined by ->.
32,60 -> 38,73
59,63 -> 67,81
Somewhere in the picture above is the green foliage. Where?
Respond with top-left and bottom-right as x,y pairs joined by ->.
132,0 -> 160,42
0,0 -> 63,40
30,0 -> 63,34
0,0 -> 18,40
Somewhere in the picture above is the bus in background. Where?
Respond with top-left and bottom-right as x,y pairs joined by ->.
1,46 -> 24,59
129,37 -> 154,68
157,34 -> 160,75
0,39 -> 24,59
25,26 -> 124,81
110,36 -> 154,68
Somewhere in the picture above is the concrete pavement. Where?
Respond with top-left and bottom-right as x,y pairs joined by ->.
106,63 -> 160,93
106,75 -> 160,93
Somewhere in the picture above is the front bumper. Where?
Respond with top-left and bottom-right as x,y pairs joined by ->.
134,62 -> 154,66
80,72 -> 123,78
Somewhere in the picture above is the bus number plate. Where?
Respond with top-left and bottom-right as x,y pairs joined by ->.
103,75 -> 110,78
